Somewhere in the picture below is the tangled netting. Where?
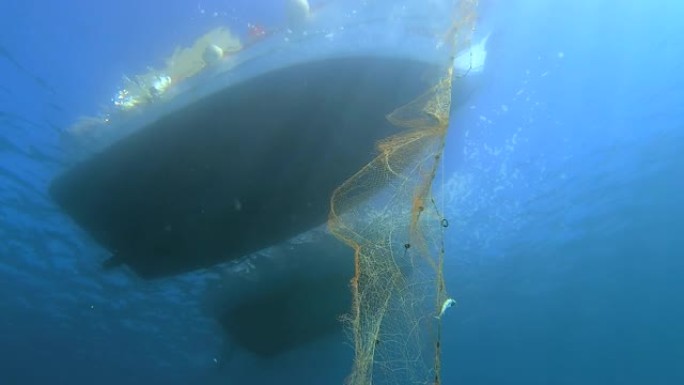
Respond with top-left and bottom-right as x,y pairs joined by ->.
328,1 -> 479,384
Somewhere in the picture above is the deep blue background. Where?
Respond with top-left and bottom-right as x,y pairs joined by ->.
1,1 -> 683,384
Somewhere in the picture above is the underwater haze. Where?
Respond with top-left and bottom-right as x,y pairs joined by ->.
1,1 -> 683,385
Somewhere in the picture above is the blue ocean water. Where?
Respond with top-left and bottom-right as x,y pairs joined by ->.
1,1 -> 682,384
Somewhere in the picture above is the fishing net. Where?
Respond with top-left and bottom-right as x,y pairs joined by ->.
327,1 -> 479,384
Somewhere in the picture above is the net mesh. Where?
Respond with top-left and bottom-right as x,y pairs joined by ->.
328,1 -> 479,384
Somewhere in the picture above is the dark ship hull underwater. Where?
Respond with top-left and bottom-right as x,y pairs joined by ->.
203,237 -> 354,359
50,56 -> 438,279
